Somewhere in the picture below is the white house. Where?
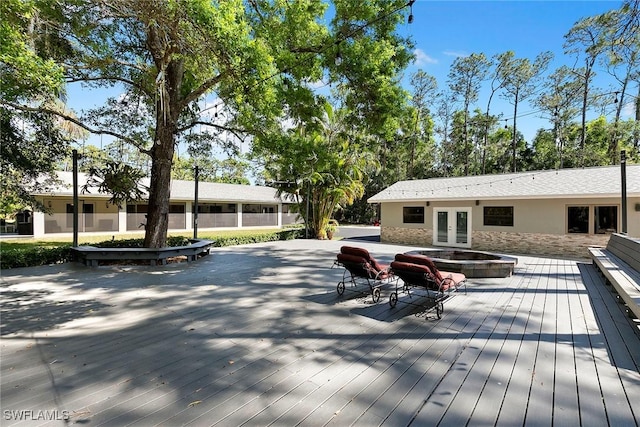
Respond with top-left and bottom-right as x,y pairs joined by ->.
368,165 -> 640,258
22,172 -> 299,238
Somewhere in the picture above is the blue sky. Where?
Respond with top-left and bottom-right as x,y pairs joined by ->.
400,0 -> 627,140
68,1 -> 629,153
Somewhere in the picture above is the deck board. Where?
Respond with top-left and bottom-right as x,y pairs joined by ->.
460,257 -> 546,425
1,240 -> 639,427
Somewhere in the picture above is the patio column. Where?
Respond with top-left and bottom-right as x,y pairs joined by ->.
32,211 -> 45,237
185,203 -> 193,232
277,204 -> 282,228
118,207 -> 127,233
237,203 -> 243,228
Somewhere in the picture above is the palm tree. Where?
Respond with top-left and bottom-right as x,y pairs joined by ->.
261,102 -> 377,239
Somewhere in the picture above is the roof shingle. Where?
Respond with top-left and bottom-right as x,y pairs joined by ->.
368,165 -> 640,203
38,172 -> 286,204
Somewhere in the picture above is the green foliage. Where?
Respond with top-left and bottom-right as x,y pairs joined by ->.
0,0 -> 65,101
0,109 -> 69,212
257,103 -> 377,238
0,0 -> 75,211
209,228 -> 303,247
0,245 -> 73,269
172,154 -> 252,185
83,161 -> 148,208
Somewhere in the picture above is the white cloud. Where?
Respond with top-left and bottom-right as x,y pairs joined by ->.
443,50 -> 469,58
413,48 -> 438,66
621,101 -> 635,118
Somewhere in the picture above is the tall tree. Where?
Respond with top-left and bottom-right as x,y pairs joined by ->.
600,3 -> 640,162
564,13 -> 610,160
433,91 -> 456,176
497,50 -> 553,172
447,53 -> 489,175
408,70 -> 438,178
534,65 -> 583,168
480,54 -> 507,174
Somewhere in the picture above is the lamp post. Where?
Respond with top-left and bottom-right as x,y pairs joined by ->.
72,149 -> 79,247
193,165 -> 199,239
621,150 -> 627,235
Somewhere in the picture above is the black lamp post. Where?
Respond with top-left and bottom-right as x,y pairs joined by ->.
621,150 -> 627,235
194,165 -> 199,239
72,149 -> 79,247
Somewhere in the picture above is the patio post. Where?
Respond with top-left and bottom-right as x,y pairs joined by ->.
621,150 -> 627,234
194,165 -> 199,239
73,149 -> 79,247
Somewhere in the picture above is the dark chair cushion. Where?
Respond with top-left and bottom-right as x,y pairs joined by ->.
342,246 -> 389,274
337,253 -> 368,265
395,253 -> 444,282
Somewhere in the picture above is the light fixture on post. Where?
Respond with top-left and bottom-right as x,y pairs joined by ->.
335,43 -> 342,66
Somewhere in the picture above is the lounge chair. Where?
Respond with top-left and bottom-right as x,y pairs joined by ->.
334,246 -> 393,303
389,253 -> 466,318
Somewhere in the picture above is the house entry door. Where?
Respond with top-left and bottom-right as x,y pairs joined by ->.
433,208 -> 472,248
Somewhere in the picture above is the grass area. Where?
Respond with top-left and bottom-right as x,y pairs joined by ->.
0,228 -> 287,250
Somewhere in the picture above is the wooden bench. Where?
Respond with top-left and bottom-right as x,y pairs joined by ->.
72,239 -> 214,267
589,233 -> 640,320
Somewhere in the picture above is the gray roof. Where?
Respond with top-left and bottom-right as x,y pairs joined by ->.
368,164 -> 640,203
39,171 -> 286,204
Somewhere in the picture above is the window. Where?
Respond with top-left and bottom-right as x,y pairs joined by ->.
127,204 -> 148,213
169,204 -> 185,214
483,206 -> 514,226
403,206 -> 424,224
568,206 -> 589,233
243,204 -> 260,213
594,206 -> 617,234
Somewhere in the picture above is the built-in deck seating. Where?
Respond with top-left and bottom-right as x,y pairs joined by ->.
72,239 -> 213,267
589,233 -> 640,321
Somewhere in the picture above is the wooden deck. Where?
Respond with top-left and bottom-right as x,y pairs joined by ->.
1,239 -> 639,426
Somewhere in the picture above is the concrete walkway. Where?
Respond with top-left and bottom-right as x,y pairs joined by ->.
1,239 -> 639,426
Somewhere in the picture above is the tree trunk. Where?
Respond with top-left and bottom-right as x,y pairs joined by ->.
143,60 -> 182,248
635,85 -> 640,150
610,78 -> 629,164
144,126 -> 174,248
512,88 -> 519,173
463,102 -> 469,176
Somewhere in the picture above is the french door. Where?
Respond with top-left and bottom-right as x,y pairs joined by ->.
433,208 -> 472,248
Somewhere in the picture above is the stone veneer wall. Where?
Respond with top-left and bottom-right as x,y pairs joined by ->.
381,226 -> 610,259
382,227 -> 433,247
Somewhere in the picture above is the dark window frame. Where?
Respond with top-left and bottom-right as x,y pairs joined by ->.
483,206 -> 514,227
594,205 -> 618,234
403,206 -> 425,224
567,206 -> 589,234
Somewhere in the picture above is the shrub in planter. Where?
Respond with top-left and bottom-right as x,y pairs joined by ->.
0,246 -> 73,269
